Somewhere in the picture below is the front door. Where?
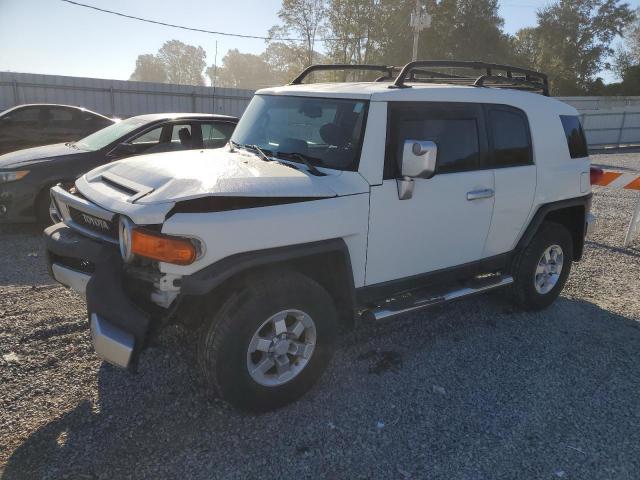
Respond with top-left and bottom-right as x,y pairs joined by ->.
365,102 -> 495,285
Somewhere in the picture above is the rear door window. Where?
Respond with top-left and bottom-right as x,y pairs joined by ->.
10,107 -> 42,124
487,106 -> 533,167
560,115 -> 588,159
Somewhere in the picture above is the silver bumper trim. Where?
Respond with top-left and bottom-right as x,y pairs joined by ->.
90,313 -> 134,369
586,213 -> 597,237
52,263 -> 91,297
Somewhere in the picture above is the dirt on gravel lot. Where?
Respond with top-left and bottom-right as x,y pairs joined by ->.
1,152 -> 640,479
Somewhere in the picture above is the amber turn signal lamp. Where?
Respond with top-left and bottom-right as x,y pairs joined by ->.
130,228 -> 197,265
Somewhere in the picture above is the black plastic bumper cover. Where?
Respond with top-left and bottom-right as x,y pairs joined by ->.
44,223 -> 151,367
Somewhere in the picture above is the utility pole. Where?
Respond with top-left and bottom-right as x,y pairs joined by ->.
409,0 -> 431,61
212,40 -> 218,113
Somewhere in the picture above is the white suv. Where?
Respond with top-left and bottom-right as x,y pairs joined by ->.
45,61 -> 595,411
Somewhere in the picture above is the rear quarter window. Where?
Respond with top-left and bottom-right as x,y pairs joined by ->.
560,115 -> 588,159
487,107 -> 533,167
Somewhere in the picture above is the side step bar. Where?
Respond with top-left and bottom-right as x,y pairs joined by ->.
363,275 -> 514,322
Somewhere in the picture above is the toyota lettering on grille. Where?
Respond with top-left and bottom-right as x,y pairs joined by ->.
81,213 -> 110,231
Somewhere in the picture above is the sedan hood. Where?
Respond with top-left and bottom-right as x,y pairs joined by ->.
76,148 -> 369,224
0,143 -> 85,169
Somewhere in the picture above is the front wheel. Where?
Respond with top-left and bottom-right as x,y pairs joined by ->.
511,222 -> 573,311
35,189 -> 55,225
198,270 -> 338,412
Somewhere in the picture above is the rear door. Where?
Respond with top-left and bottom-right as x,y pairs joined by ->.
482,105 -> 537,257
0,106 -> 45,152
365,102 -> 496,285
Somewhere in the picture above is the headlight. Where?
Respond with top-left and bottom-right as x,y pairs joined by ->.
118,215 -> 199,265
0,171 -> 29,183
119,216 -> 135,263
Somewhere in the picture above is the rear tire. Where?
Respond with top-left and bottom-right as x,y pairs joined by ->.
198,270 -> 338,412
511,222 -> 573,311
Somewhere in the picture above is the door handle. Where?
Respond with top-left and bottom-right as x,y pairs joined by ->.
466,189 -> 494,201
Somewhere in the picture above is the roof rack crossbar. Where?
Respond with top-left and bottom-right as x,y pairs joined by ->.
390,60 -> 549,96
290,64 -> 397,85
473,74 -> 548,94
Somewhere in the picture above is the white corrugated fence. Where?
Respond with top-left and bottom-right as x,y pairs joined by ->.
0,72 -> 254,119
1,72 -> 639,148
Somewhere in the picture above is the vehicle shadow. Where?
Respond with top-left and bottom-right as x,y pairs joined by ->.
3,297 -> 640,479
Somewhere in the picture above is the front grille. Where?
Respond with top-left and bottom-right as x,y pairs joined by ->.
68,206 -> 118,241
49,252 -> 95,274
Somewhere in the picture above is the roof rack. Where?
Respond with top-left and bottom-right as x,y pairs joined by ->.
391,60 -> 549,96
289,60 -> 549,96
289,64 -> 397,85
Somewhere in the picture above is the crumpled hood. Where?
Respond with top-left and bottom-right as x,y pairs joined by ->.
0,143 -> 84,169
82,148 -> 357,205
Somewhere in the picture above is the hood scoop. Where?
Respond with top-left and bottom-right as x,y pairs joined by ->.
99,171 -> 154,203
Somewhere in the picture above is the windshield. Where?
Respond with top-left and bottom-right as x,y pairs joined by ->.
74,117 -> 149,151
231,95 -> 368,172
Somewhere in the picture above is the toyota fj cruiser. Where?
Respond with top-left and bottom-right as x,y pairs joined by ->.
45,61 -> 596,411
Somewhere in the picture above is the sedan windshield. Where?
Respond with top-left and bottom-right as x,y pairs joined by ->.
230,95 -> 368,171
74,117 -> 149,151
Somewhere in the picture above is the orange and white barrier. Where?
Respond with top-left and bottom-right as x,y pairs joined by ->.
591,167 -> 640,247
591,171 -> 640,191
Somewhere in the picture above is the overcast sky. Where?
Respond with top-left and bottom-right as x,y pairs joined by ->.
1,0 -> 638,82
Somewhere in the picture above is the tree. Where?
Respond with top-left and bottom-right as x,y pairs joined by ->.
514,0 -> 635,95
325,0 -> 381,65
414,0 -> 513,64
157,40 -> 207,86
262,42 -> 308,84
129,40 -> 207,86
207,49 -> 276,89
129,54 -> 167,83
270,0 -> 327,66
614,7 -> 640,75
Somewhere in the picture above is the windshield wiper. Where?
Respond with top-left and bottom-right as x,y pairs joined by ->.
65,142 -> 79,150
245,144 -> 273,163
276,152 -> 326,177
230,141 -> 273,163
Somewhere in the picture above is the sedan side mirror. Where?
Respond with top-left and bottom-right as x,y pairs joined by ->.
397,140 -> 438,200
112,142 -> 137,156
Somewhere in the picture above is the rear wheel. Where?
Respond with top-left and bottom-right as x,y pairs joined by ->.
198,270 -> 338,411
512,222 -> 573,311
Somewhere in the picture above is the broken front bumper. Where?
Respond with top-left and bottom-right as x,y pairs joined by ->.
44,223 -> 151,369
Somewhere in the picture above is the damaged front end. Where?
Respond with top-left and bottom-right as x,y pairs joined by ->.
46,186 -> 187,370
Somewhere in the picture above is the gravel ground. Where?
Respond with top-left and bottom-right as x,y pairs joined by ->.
1,152 -> 640,479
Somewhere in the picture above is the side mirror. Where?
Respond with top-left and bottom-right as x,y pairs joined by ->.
112,143 -> 137,156
397,140 -> 438,200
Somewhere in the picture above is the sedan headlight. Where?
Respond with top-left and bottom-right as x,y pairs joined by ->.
0,171 -> 29,183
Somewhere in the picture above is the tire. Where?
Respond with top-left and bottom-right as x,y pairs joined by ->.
34,189 -> 54,225
198,270 -> 338,412
511,222 -> 573,311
